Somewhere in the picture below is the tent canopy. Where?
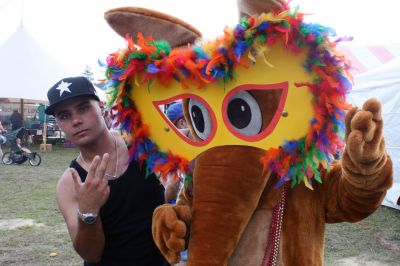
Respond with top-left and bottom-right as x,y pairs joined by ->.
346,45 -> 400,210
0,25 -> 106,101
0,25 -> 69,100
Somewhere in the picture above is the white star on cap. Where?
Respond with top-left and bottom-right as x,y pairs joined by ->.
56,81 -> 72,96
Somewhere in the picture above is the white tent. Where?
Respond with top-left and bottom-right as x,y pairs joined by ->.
0,24 -> 106,101
345,45 -> 400,210
0,24 -> 69,101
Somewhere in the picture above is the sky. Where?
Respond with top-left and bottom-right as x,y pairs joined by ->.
0,0 -> 399,80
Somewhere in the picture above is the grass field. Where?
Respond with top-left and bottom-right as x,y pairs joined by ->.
0,145 -> 399,265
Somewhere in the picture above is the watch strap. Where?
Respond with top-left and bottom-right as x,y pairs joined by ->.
77,209 -> 98,224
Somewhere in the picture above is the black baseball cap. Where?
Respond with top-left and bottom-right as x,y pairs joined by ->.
45,76 -> 100,115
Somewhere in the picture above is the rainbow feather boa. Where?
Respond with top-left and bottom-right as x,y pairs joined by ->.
102,5 -> 352,189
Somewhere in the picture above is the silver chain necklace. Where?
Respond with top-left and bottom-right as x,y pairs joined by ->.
79,133 -> 119,180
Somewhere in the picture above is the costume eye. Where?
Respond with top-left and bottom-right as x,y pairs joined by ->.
188,98 -> 212,140
226,91 -> 262,136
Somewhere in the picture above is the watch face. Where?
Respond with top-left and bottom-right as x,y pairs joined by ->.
83,216 -> 97,225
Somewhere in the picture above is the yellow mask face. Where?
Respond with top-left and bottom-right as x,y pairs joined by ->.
130,43 -> 315,160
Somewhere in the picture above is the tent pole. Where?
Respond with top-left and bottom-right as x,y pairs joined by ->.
20,98 -> 24,127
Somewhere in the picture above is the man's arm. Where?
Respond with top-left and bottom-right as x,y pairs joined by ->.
56,155 -> 110,262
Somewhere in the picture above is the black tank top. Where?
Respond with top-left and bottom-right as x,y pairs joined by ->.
70,159 -> 169,266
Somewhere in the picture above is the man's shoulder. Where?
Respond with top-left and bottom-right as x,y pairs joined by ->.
56,168 -> 74,192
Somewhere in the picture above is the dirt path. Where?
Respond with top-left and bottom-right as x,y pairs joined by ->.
336,257 -> 388,266
359,223 -> 400,257
0,218 -> 44,230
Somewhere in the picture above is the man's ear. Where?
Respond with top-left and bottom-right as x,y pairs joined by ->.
105,7 -> 202,48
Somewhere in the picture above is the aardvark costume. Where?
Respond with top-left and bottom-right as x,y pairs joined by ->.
102,0 -> 393,265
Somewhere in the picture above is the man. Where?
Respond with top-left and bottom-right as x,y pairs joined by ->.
166,102 -> 193,140
46,76 -> 168,265
10,109 -> 23,130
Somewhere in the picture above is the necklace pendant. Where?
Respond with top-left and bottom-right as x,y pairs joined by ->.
105,173 -> 117,180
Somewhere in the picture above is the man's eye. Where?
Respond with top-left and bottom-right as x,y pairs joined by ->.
79,106 -> 89,113
58,114 -> 69,120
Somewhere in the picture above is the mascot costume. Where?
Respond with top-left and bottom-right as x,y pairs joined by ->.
102,0 -> 393,265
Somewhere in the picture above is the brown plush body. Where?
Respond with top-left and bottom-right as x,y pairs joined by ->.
152,99 -> 392,265
102,1 -> 392,265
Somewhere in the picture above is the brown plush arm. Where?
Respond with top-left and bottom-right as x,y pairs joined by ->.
152,185 -> 193,264
323,98 -> 393,223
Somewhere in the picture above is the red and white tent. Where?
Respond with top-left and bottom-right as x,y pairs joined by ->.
338,43 -> 400,75
342,43 -> 400,210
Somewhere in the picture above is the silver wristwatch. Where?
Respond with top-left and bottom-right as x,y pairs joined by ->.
77,209 -> 98,225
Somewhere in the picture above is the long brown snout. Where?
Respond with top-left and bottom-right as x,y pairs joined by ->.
188,145 -> 271,266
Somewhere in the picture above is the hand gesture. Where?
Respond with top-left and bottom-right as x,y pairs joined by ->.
152,204 -> 191,264
345,98 -> 385,164
70,154 -> 111,214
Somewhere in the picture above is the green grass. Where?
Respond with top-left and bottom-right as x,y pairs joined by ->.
0,145 -> 81,265
0,145 -> 399,265
325,207 -> 400,265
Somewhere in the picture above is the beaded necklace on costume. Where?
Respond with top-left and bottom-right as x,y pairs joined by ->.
79,133 -> 119,180
262,183 -> 288,266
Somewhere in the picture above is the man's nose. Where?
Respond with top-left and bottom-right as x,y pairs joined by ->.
71,114 -> 83,126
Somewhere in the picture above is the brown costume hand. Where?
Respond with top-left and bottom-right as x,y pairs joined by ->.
152,204 -> 191,264
345,98 -> 385,166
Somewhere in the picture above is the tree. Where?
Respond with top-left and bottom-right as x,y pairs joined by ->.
82,65 -> 94,82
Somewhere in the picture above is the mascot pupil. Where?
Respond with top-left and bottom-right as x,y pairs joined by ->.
103,0 -> 393,265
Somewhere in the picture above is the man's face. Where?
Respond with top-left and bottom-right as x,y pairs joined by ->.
54,96 -> 105,145
174,118 -> 188,129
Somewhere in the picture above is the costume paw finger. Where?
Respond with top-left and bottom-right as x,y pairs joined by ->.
345,107 -> 358,140
347,130 -> 364,159
350,111 -> 375,142
166,236 -> 185,252
166,220 -> 187,238
174,205 -> 192,224
165,250 -> 181,264
362,98 -> 382,121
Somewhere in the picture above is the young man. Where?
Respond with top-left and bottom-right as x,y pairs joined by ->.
46,76 -> 168,265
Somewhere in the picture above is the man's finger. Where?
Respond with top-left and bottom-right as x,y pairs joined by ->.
70,168 -> 82,192
96,153 -> 110,181
86,155 -> 101,181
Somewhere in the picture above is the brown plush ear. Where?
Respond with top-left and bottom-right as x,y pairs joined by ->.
105,7 -> 202,48
236,0 -> 286,17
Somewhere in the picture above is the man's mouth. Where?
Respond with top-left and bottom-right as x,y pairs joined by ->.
74,129 -> 88,136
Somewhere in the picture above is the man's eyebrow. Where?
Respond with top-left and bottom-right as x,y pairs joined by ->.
76,100 -> 90,107
55,110 -> 68,117
55,100 -> 91,117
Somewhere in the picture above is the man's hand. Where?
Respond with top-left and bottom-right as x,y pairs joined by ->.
70,154 -> 111,214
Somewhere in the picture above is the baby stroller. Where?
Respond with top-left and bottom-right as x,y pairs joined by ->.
1,128 -> 41,166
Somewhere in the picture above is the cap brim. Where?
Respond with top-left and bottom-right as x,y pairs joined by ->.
45,94 -> 100,115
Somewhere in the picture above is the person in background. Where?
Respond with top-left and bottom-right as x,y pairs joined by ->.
46,76 -> 168,266
10,109 -> 23,131
166,102 -> 193,140
164,102 -> 192,204
0,120 -> 6,157
0,121 -> 6,133
103,110 -> 112,129
15,138 -> 31,154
